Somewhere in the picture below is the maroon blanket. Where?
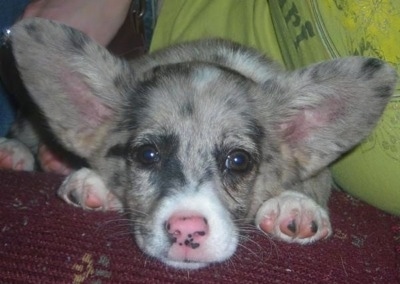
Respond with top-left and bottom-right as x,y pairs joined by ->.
1,170 -> 399,283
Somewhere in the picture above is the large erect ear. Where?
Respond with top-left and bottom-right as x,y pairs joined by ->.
266,57 -> 397,179
9,18 -> 132,158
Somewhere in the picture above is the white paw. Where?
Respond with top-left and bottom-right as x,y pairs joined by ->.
0,138 -> 35,171
58,168 -> 122,211
255,191 -> 332,244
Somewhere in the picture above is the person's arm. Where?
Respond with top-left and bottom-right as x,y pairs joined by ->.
21,0 -> 131,46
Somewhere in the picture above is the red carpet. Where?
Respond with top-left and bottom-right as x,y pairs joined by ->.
0,170 -> 399,283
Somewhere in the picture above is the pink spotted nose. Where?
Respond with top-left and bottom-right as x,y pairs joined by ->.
166,212 -> 209,261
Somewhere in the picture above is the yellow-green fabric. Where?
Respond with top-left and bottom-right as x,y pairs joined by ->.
150,0 -> 400,215
150,0 -> 284,64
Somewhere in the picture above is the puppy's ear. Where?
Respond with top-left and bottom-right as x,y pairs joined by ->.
10,18 -> 131,158
265,57 -> 397,179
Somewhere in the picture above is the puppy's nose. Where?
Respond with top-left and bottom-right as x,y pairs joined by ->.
166,212 -> 209,249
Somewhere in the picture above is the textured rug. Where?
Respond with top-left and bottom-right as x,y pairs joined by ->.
0,170 -> 399,283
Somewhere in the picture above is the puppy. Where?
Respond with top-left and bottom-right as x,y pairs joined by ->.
0,18 -> 396,269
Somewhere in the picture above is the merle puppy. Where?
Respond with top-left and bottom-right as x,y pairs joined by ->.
0,18 -> 396,269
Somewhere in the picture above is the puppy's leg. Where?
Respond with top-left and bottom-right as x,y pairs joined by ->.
255,191 -> 331,244
0,138 -> 35,171
58,168 -> 122,211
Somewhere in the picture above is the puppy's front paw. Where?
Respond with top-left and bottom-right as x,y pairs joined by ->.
0,138 -> 34,171
58,168 -> 122,211
255,191 -> 331,244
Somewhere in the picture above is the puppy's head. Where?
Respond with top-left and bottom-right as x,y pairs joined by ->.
117,63 -> 267,268
10,19 -> 396,269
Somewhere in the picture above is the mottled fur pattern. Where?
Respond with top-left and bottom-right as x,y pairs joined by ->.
4,19 -> 397,269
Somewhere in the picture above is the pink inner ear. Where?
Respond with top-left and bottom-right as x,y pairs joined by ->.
61,69 -> 113,128
280,99 -> 344,145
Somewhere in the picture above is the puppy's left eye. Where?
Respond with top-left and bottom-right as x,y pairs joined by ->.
137,145 -> 160,165
225,150 -> 252,172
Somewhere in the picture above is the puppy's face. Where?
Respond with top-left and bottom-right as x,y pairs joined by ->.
121,64 -> 267,268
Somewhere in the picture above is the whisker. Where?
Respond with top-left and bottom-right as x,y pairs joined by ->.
237,242 -> 261,260
222,255 -> 238,271
121,208 -> 149,217
256,230 -> 281,258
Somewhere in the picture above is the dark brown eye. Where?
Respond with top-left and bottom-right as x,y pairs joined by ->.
137,145 -> 160,165
225,150 -> 252,172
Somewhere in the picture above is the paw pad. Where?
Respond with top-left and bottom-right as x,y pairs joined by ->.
256,191 -> 332,244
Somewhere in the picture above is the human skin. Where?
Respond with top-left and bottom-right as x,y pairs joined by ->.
21,0 -> 131,45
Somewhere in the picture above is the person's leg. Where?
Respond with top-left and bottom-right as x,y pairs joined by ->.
0,0 -> 30,137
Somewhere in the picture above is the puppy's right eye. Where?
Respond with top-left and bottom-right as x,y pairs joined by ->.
137,145 -> 160,165
225,150 -> 252,173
